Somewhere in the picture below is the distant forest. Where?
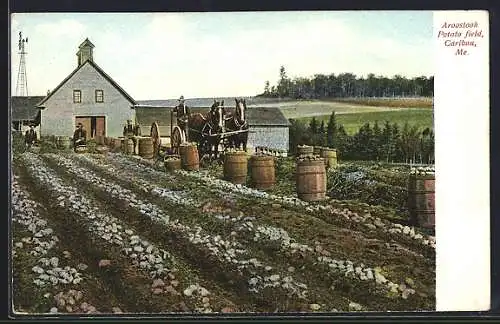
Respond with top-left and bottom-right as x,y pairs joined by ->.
258,66 -> 434,99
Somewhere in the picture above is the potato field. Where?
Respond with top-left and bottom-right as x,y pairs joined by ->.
11,149 -> 435,314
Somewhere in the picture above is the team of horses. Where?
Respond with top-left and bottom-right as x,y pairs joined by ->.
184,98 -> 249,160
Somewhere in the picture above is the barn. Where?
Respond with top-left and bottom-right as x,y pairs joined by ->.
133,99 -> 290,152
36,38 -> 137,139
11,96 -> 44,137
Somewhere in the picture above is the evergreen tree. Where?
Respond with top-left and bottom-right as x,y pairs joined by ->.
336,124 -> 349,159
326,111 -> 337,148
318,121 -> 326,146
372,121 -> 382,160
391,123 -> 401,162
264,81 -> 270,95
382,120 -> 393,163
309,117 -> 319,136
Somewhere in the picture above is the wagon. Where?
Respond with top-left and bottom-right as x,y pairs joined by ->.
149,108 -> 249,161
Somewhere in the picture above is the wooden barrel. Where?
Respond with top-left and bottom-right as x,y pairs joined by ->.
250,155 -> 276,189
224,151 -> 248,184
138,137 -> 154,159
296,159 -> 326,202
179,144 -> 199,171
164,156 -> 182,172
126,138 -> 134,155
313,146 -> 323,156
297,145 -> 313,157
112,138 -> 122,151
320,148 -> 338,169
57,136 -> 71,150
121,139 -> 127,153
408,174 -> 435,229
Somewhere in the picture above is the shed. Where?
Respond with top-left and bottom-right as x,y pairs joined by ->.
134,103 -> 290,151
11,96 -> 44,131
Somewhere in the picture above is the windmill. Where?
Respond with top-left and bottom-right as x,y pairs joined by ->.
16,31 -> 28,96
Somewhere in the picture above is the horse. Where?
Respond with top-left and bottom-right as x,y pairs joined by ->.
225,98 -> 249,151
187,99 -> 225,160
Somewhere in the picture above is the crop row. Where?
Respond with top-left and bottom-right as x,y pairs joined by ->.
70,153 -> 427,309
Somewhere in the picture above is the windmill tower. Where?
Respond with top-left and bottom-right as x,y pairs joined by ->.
16,31 -> 28,96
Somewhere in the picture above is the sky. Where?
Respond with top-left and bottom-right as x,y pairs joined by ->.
10,11 -> 433,100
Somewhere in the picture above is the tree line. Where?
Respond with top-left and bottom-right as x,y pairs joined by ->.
259,66 -> 434,99
290,112 -> 435,164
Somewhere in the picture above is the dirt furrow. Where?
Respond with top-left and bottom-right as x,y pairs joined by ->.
93,154 -> 434,305
12,167 -> 123,314
70,153 -> 433,310
18,153 -> 236,313
113,153 -> 435,254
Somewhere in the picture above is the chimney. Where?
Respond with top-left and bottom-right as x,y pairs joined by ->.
76,38 -> 95,67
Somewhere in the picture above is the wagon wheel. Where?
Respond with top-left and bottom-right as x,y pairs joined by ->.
150,122 -> 161,159
171,126 -> 183,155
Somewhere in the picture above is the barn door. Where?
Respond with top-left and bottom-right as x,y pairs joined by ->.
95,117 -> 106,137
75,117 -> 91,140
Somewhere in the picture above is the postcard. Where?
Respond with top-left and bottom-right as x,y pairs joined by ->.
9,10 -> 490,316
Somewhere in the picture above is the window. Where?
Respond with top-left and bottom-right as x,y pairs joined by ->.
95,90 -> 104,103
73,90 -> 81,103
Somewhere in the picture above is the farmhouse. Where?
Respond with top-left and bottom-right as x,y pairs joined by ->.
36,38 -> 137,139
133,99 -> 290,151
11,96 -> 44,136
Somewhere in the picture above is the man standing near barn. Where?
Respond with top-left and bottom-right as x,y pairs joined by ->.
24,125 -> 37,149
73,123 -> 87,152
173,95 -> 190,141
123,119 -> 141,154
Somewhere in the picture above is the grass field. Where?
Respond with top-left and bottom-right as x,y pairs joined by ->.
331,97 -> 433,109
297,109 -> 434,135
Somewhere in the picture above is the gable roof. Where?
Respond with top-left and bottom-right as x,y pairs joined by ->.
11,96 -> 45,121
36,59 -> 136,107
79,38 -> 95,49
245,107 -> 290,126
134,106 -> 290,129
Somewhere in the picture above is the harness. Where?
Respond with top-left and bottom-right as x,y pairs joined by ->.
233,117 -> 248,129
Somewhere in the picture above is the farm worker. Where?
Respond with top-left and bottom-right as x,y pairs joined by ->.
73,123 -> 87,152
123,119 -> 141,154
173,95 -> 190,139
24,125 -> 37,149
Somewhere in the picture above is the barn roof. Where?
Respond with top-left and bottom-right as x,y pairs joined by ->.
134,105 -> 290,128
136,98 -> 254,108
36,59 -> 136,107
11,96 -> 45,121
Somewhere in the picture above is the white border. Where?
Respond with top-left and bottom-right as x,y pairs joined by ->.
434,10 -> 490,311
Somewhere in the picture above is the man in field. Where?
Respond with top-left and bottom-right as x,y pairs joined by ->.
173,95 -> 190,139
73,123 -> 87,152
123,119 -> 141,154
24,125 -> 37,149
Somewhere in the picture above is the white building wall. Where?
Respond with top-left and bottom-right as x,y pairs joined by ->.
247,126 -> 289,151
40,63 -> 135,138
